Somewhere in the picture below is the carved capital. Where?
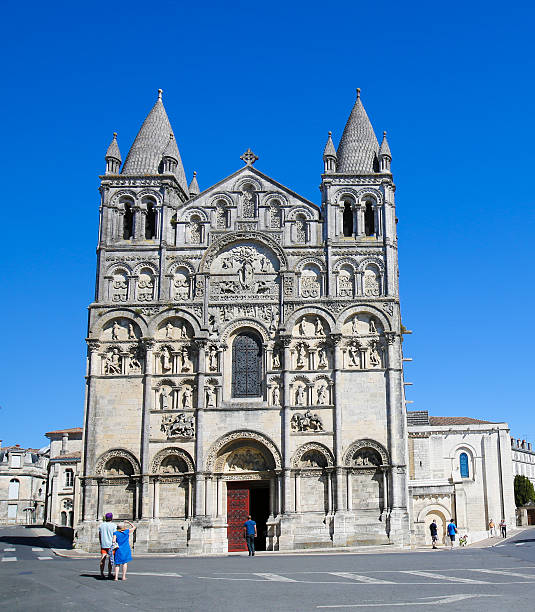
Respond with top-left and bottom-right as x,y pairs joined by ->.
329,333 -> 343,346
143,338 -> 156,351
384,331 -> 397,345
87,339 -> 100,352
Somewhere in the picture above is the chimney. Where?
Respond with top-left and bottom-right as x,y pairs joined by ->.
61,433 -> 68,455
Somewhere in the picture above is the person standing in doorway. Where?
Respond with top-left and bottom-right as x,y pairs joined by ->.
447,518 -> 457,549
429,520 -> 439,549
499,518 -> 507,538
488,519 -> 496,537
243,514 -> 257,556
98,512 -> 117,579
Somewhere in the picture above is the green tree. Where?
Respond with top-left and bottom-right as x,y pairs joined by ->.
514,474 -> 535,507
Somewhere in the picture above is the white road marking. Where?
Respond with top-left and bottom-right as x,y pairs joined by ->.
32,547 -> 44,551
402,570 -> 489,584
37,556 -> 53,560
128,572 -> 181,577
330,572 -> 395,584
471,568 -> 535,579
3,548 -> 15,552
317,593 -> 501,608
2,557 -> 17,562
516,542 -> 526,546
253,573 -> 297,582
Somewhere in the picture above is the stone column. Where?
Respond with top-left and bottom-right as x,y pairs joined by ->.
327,470 -> 333,514
356,205 -> 365,237
140,340 -> 154,519
205,475 -> 213,517
295,472 -> 301,512
269,477 -> 276,517
96,479 -> 103,520
195,340 -> 207,516
153,478 -> 160,519
281,336 -> 293,513
331,334 -> 344,510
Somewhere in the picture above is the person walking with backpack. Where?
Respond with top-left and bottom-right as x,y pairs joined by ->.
429,520 -> 439,549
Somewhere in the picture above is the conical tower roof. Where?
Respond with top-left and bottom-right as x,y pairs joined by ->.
379,131 -> 391,158
336,89 -> 379,173
122,90 -> 188,192
105,132 -> 121,162
188,171 -> 200,196
162,133 -> 179,162
323,131 -> 337,159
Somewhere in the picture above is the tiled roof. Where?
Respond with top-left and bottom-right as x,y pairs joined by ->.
336,91 -> 379,174
121,92 -> 188,193
45,427 -> 82,436
50,451 -> 81,461
428,416 -> 496,426
105,132 -> 122,162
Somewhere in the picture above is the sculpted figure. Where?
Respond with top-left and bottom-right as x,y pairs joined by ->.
112,321 -> 121,340
272,385 -> 280,406
298,318 -> 307,336
369,318 -> 378,334
161,387 -> 169,410
351,317 -> 359,336
317,383 -> 328,405
318,348 -> 328,368
182,386 -> 193,409
161,347 -> 172,372
296,385 -> 306,406
314,317 -> 325,336
369,345 -> 381,368
104,348 -> 121,374
272,351 -> 281,369
269,313 -> 279,337
296,344 -> 307,368
128,353 -> 141,374
181,347 -> 192,372
206,385 -> 216,408
348,343 -> 360,367
219,280 -> 237,294
165,322 -> 174,339
208,346 -> 218,371
128,323 -> 136,339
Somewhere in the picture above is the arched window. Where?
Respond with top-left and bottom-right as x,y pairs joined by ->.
145,202 -> 156,239
232,332 -> 262,397
61,511 -> 67,526
343,202 -> 353,237
364,202 -> 375,236
8,479 -> 20,500
65,469 -> 74,487
123,203 -> 134,239
295,214 -> 308,243
459,452 -> 469,478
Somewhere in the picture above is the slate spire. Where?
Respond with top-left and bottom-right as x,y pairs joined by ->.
336,88 -> 379,174
323,131 -> 337,173
379,131 -> 392,173
122,89 -> 188,193
105,132 -> 121,174
188,171 -> 200,197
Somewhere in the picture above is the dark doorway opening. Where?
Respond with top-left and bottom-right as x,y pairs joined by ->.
227,481 -> 270,552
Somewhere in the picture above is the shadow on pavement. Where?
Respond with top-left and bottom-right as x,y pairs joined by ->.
0,529 -> 72,550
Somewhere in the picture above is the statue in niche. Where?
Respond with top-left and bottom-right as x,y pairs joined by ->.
181,386 -> 193,409
206,385 -> 216,408
112,321 -> 122,340
181,347 -> 192,372
369,344 -> 381,368
161,456 -> 186,474
318,347 -> 328,368
298,318 -> 307,336
348,343 -> 360,367
291,409 -> 323,432
241,189 -> 255,218
161,347 -> 172,372
208,346 -> 218,371
104,348 -> 121,375
317,383 -> 328,405
369,319 -> 378,334
295,385 -> 306,406
300,450 -> 327,468
269,313 -> 279,338
272,384 -> 281,406
227,448 -> 267,472
238,259 -> 254,290
128,352 -> 141,374
272,351 -> 281,369
353,449 -> 381,467
296,344 -> 307,368
128,323 -> 136,340
352,317 -> 359,336
160,387 -> 170,410
165,322 -> 174,339
161,413 -> 195,438
208,315 -> 218,337
314,317 -> 325,336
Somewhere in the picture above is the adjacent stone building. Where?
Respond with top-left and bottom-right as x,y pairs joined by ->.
407,411 -> 516,545
511,437 -> 535,486
75,89 -> 411,553
45,428 -> 82,530
0,443 -> 48,525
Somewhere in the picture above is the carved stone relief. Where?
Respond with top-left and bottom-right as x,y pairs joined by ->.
291,409 -> 324,432
161,413 -> 195,439
226,448 -> 267,472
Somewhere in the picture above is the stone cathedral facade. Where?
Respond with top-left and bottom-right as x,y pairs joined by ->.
75,89 -> 411,553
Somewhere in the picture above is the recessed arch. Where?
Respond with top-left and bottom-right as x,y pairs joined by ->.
95,448 -> 140,476
206,430 -> 282,472
343,439 -> 389,467
292,442 -> 334,468
151,447 -> 194,473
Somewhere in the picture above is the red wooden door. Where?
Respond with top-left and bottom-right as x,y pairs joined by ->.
227,484 -> 249,552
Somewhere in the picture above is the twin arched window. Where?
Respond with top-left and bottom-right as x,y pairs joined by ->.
459,452 -> 469,478
232,332 -> 262,397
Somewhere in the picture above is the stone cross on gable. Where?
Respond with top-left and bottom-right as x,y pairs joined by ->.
240,148 -> 259,165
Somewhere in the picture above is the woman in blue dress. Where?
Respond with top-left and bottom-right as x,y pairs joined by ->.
112,520 -> 136,581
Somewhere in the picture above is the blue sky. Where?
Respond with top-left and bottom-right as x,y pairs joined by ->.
1,0 -> 534,448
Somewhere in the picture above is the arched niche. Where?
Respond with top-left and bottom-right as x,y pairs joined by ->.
206,430 -> 282,472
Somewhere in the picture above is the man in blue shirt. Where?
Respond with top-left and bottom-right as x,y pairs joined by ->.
447,518 -> 457,549
243,515 -> 257,556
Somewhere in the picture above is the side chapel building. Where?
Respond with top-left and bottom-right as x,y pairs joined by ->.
75,89 -> 411,552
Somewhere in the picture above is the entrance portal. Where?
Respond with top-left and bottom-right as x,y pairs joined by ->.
227,482 -> 270,552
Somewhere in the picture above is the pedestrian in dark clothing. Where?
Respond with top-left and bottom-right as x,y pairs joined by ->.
499,519 -> 507,538
243,515 -> 257,556
429,520 -> 439,549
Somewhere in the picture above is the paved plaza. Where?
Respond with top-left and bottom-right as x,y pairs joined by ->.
2,526 -> 535,610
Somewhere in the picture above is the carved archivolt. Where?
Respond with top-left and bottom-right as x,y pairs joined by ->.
292,442 -> 334,468
105,262 -> 134,276
95,448 -> 140,476
343,439 -> 389,467
148,309 -> 202,338
209,193 -> 235,208
233,176 -> 263,192
110,189 -> 137,206
356,187 -> 384,204
357,257 -> 385,273
205,430 -> 282,471
151,447 -> 194,473
137,189 -> 163,204
339,305 -> 392,332
132,261 -> 159,276
167,260 -> 196,276
295,257 -> 326,273
332,258 -> 358,273
286,206 -> 316,220
89,309 -> 149,339
179,207 -> 209,222
199,232 -> 288,272
333,187 -> 360,204
262,193 -> 288,207
221,319 -> 270,343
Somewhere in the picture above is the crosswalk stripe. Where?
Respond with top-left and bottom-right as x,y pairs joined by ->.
402,570 -> 489,584
253,573 -> 297,582
37,556 -> 53,561
471,568 -> 535,580
32,547 -> 44,552
3,548 -> 15,552
329,572 -> 395,584
2,557 -> 17,562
